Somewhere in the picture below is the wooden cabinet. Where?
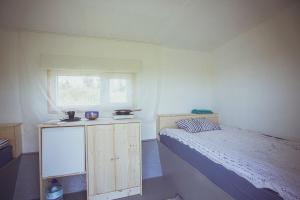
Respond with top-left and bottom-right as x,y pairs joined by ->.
114,123 -> 140,190
87,125 -> 115,195
0,123 -> 22,158
87,123 -> 141,200
39,119 -> 141,200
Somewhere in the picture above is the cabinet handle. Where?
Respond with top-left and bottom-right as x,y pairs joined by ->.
110,158 -> 114,161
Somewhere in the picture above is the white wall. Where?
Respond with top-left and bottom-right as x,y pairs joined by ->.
0,30 -> 214,153
158,47 -> 213,113
3,3 -> 299,152
0,30 -> 22,123
213,3 -> 300,141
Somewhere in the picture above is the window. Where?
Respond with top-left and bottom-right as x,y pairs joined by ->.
48,70 -> 135,112
109,79 -> 128,103
57,76 -> 101,107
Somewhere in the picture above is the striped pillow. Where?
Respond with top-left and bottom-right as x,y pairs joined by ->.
176,118 -> 221,133
192,118 -> 221,132
176,118 -> 202,133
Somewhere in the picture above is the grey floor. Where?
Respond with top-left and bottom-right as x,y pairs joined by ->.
0,140 -> 178,200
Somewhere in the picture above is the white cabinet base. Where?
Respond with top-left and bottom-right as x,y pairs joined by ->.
89,187 -> 141,200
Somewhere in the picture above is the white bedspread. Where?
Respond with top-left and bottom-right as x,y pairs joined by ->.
160,126 -> 300,200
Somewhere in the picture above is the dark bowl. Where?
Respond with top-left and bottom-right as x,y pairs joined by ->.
85,111 -> 99,120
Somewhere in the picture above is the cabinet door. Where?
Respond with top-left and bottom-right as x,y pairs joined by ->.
42,127 -> 85,178
87,125 -> 115,196
114,123 -> 141,190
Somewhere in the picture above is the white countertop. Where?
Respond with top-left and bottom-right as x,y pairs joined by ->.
39,117 -> 141,128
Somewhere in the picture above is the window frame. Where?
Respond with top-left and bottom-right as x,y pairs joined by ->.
47,69 -> 136,114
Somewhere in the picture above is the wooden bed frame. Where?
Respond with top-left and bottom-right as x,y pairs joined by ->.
156,113 -> 219,140
156,113 -> 283,200
156,113 -> 235,200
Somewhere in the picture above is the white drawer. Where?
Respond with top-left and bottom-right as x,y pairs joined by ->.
42,127 -> 85,178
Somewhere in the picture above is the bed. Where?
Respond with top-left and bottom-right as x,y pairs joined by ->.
157,114 -> 300,200
0,146 -> 12,168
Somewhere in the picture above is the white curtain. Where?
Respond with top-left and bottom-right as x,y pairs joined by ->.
16,31 -> 160,153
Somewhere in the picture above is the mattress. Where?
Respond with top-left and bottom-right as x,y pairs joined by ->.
0,145 -> 12,168
160,127 -> 300,200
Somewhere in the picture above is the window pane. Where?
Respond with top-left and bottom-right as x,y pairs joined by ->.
109,79 -> 128,103
57,76 -> 101,107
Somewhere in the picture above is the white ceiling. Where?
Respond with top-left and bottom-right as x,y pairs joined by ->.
0,0 -> 297,50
